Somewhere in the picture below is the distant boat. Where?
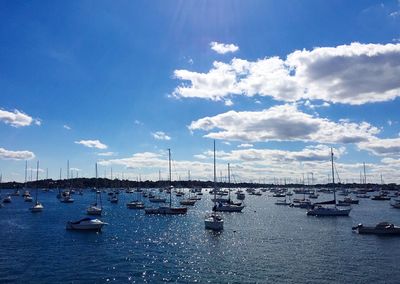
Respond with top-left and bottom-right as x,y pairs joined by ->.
307,149 -> 351,217
352,222 -> 400,235
3,195 -> 12,204
87,163 -> 103,216
204,140 -> 223,231
145,149 -> 188,215
66,218 -> 107,231
30,161 -> 44,213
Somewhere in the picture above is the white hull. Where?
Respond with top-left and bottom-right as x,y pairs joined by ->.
66,218 -> 107,231
30,203 -> 44,212
205,218 -> 224,231
307,206 -> 351,216
87,206 -> 102,215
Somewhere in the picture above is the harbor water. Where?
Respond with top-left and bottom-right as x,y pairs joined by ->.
1,189 -> 399,283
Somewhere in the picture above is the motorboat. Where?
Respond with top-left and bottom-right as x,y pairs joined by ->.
371,194 -> 390,201
204,212 -> 224,231
180,199 -> 196,206
149,196 -> 167,203
126,200 -> 145,209
275,199 -> 291,206
144,206 -> 188,215
352,222 -> 400,235
338,197 -> 359,205
66,218 -> 107,231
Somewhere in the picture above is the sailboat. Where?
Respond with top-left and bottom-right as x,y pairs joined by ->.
213,162 -> 244,212
127,177 -> 145,209
307,149 -> 351,216
30,161 -> 44,212
205,140 -> 224,231
87,163 -> 103,215
145,149 -> 188,215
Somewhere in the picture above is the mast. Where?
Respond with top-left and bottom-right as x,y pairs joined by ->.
363,162 -> 367,184
24,160 -> 28,188
228,163 -> 231,201
331,148 -> 336,204
213,140 -> 217,205
35,161 -> 39,203
168,148 -> 172,207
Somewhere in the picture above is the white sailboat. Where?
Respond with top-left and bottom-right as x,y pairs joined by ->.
307,149 -> 351,217
30,161 -> 44,212
145,149 -> 188,215
205,140 -> 224,231
87,163 -> 103,215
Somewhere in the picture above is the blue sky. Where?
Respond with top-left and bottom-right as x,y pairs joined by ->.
1,0 -> 400,184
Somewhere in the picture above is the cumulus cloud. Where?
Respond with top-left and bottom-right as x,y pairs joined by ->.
173,42 -> 400,105
0,109 -> 41,127
63,124 -> 71,130
189,104 -> 379,144
0,147 -> 35,160
238,143 -> 254,148
97,152 -> 116,157
151,131 -> 171,140
358,137 -> 400,156
75,139 -> 108,149
210,42 -> 239,54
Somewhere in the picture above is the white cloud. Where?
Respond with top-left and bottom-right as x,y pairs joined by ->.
0,147 -> 35,160
358,137 -> 400,156
75,139 -> 108,149
238,143 -> 254,148
134,120 -> 143,125
210,42 -> 239,54
63,124 -> 71,130
189,104 -> 379,144
0,108 -> 40,127
97,152 -> 116,156
173,42 -> 400,105
151,131 -> 171,141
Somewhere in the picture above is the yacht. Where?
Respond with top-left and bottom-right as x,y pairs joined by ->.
66,218 -> 107,231
352,222 -> 400,235
126,200 -> 145,209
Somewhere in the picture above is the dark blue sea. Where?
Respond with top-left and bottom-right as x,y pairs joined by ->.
1,188 -> 399,283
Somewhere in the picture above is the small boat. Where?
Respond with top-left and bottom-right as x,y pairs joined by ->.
87,204 -> 102,215
66,218 -> 107,231
371,194 -> 391,201
204,212 -> 224,231
352,222 -> 400,235
30,201 -> 44,212
307,205 -> 351,216
109,194 -> 118,203
11,190 -> 20,196
149,196 -> 167,203
60,194 -> 74,203
338,197 -> 359,205
24,195 -> 33,202
145,150 -> 188,215
30,161 -> 44,213
390,201 -> 400,209
2,195 -> 11,203
180,199 -> 196,206
204,141 -> 223,231
275,199 -> 291,206
306,149 -> 351,217
145,206 -> 188,215
126,200 -> 145,209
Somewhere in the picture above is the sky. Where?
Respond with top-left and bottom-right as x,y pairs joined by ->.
1,0 -> 400,184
